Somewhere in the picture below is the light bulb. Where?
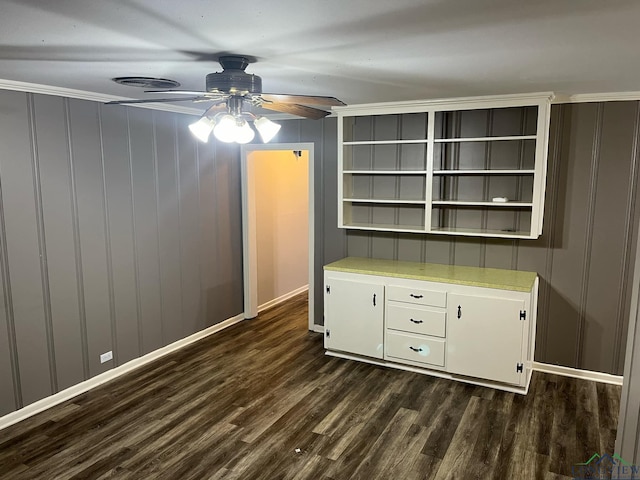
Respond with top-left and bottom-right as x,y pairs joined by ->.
213,114 -> 238,143
254,117 -> 281,143
188,117 -> 215,143
235,119 -> 255,144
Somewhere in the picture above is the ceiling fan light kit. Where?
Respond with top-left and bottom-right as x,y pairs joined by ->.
106,55 -> 345,144
188,116 -> 216,143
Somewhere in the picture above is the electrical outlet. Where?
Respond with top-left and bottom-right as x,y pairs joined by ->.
100,351 -> 113,364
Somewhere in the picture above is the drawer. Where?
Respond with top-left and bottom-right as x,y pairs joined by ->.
387,285 -> 447,307
386,304 -> 446,337
385,331 -> 445,367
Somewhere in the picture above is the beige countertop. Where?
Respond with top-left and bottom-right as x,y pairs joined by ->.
324,257 -> 537,292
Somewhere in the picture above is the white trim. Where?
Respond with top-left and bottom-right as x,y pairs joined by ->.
0,78 -> 201,115
559,92 -> 640,104
258,285 -> 309,313
532,361 -> 624,386
313,325 -> 325,334
241,143 -> 316,330
333,92 -> 555,116
0,313 -> 245,432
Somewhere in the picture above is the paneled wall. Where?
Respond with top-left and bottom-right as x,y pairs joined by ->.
0,91 -> 243,415
340,102 -> 640,376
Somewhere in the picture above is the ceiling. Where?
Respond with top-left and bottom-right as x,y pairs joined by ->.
1,0 -> 640,111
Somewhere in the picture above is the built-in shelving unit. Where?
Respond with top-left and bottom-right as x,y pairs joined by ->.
335,93 -> 553,239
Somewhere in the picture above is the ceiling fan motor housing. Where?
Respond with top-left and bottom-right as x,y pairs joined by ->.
206,56 -> 262,94
206,71 -> 262,94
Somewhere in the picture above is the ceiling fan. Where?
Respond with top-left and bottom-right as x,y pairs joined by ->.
106,55 -> 346,144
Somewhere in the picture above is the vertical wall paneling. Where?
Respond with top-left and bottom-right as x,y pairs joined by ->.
0,90 -> 51,405
575,104 -> 604,368
396,234 -> 424,263
212,140 -> 243,322
615,103 -> 640,374
128,107 -> 163,354
68,99 -> 113,377
177,117 -> 203,335
33,95 -> 84,390
0,93 -> 245,416
0,237 -> 17,414
155,113 -> 184,343
97,105 -> 118,368
583,102 -> 640,372
26,95 -> 57,394
101,106 -> 140,365
196,136 -> 217,328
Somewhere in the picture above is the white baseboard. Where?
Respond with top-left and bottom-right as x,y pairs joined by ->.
0,313 -> 245,432
312,324 -> 325,334
533,361 -> 624,386
257,285 -> 309,313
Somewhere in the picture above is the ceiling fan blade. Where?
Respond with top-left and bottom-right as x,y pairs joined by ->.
259,102 -> 330,120
260,94 -> 345,107
105,96 -> 208,105
144,90 -> 216,95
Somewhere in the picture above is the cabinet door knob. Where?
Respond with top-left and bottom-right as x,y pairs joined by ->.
409,318 -> 423,324
410,294 -> 423,299
409,346 -> 423,352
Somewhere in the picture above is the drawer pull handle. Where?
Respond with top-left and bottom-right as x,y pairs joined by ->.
410,294 -> 423,299
409,346 -> 423,352
373,294 -> 376,307
409,318 -> 423,324
457,305 -> 462,319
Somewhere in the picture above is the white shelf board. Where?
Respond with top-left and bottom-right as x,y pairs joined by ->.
343,170 -> 428,175
344,198 -> 427,205
433,135 -> 536,143
432,201 -> 533,208
429,226 -> 533,239
343,139 -> 429,145
341,222 -> 426,233
432,169 -> 535,175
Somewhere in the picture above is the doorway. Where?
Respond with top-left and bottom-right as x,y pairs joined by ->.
241,143 -> 315,330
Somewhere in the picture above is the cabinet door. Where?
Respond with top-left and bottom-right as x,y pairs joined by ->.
447,293 -> 525,385
325,276 -> 384,359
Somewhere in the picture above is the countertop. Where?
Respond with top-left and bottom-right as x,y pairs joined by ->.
324,257 -> 537,292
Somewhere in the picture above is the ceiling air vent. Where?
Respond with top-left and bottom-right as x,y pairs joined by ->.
112,77 -> 180,89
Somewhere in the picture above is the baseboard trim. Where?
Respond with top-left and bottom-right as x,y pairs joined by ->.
257,285 -> 309,313
533,361 -> 624,386
0,313 -> 245,432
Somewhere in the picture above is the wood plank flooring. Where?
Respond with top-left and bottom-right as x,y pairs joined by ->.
0,293 -> 622,479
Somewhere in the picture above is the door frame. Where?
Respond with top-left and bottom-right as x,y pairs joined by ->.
240,142 -> 315,330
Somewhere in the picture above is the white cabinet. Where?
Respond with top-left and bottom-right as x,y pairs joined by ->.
335,93 -> 553,239
324,257 -> 539,394
447,292 -> 527,386
324,275 -> 384,359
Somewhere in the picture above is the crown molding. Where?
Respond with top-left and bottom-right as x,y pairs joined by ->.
0,79 -> 202,115
553,91 -> 640,104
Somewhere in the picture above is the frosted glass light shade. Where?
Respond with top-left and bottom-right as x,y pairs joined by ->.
188,117 -> 215,143
235,119 -> 255,144
254,117 -> 281,143
213,115 -> 238,143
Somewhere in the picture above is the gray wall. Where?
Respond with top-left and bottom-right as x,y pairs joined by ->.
0,91 -> 243,416
337,102 -> 640,376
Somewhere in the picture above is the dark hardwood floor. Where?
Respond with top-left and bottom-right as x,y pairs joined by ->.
0,293 -> 621,479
